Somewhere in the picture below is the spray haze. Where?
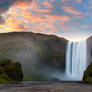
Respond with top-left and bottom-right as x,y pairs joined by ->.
0,32 -> 67,81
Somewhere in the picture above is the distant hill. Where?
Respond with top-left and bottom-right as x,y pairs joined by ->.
0,32 -> 68,80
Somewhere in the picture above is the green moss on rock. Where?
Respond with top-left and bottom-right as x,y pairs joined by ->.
0,59 -> 23,82
83,62 -> 92,83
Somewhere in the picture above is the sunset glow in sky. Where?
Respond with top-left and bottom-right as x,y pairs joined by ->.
0,0 -> 92,41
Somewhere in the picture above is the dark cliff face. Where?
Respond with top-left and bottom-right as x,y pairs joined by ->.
83,36 -> 92,82
87,36 -> 92,65
83,62 -> 92,83
0,32 -> 68,80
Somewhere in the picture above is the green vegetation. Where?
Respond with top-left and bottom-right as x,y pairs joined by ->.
0,59 -> 23,82
83,62 -> 92,83
24,73 -> 50,81
24,76 -> 48,81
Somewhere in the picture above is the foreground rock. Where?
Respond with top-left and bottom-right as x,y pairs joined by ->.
0,59 -> 23,82
0,32 -> 68,81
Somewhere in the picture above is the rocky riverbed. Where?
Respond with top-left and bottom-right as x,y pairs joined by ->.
0,81 -> 92,92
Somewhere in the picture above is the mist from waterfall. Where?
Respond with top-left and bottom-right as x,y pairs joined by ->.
65,40 -> 87,81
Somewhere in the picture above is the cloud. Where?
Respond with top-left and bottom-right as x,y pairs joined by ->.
0,0 -> 71,33
0,0 -> 90,41
43,1 -> 53,8
61,0 -> 82,4
76,0 -> 82,4
72,15 -> 84,20
0,0 -> 32,13
0,17 -> 29,31
88,0 -> 92,9
0,0 -> 32,24
62,6 -> 83,15
61,0 -> 72,2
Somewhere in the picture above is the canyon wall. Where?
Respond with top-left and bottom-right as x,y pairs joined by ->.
0,32 -> 68,80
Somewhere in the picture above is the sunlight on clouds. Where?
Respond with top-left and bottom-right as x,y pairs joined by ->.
1,0 -> 71,34
0,0 -> 91,41
75,0 -> 82,4
62,6 -> 83,15
43,1 -> 53,8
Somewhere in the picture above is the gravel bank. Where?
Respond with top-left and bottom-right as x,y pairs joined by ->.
0,81 -> 91,92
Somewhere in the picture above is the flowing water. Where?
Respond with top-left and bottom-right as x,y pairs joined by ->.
65,40 -> 87,81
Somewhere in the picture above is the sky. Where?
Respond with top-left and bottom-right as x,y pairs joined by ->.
0,0 -> 92,41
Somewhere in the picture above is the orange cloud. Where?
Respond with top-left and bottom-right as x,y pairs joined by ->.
72,15 -> 84,20
2,17 -> 29,31
0,0 -> 71,34
59,16 -> 70,21
51,0 -> 54,2
15,1 -> 27,6
28,1 -> 52,13
15,24 -> 29,30
42,15 -> 70,23
62,6 -> 83,15
29,1 -> 40,9
21,11 -> 32,19
62,0 -> 72,2
34,9 -> 51,13
13,0 -> 32,10
33,23 -> 58,34
75,0 -> 82,4
43,1 -> 53,8
20,8 -> 70,23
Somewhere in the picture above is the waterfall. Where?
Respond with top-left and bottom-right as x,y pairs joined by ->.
66,40 -> 87,81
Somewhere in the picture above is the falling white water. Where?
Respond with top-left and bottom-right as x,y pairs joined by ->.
66,40 -> 87,81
